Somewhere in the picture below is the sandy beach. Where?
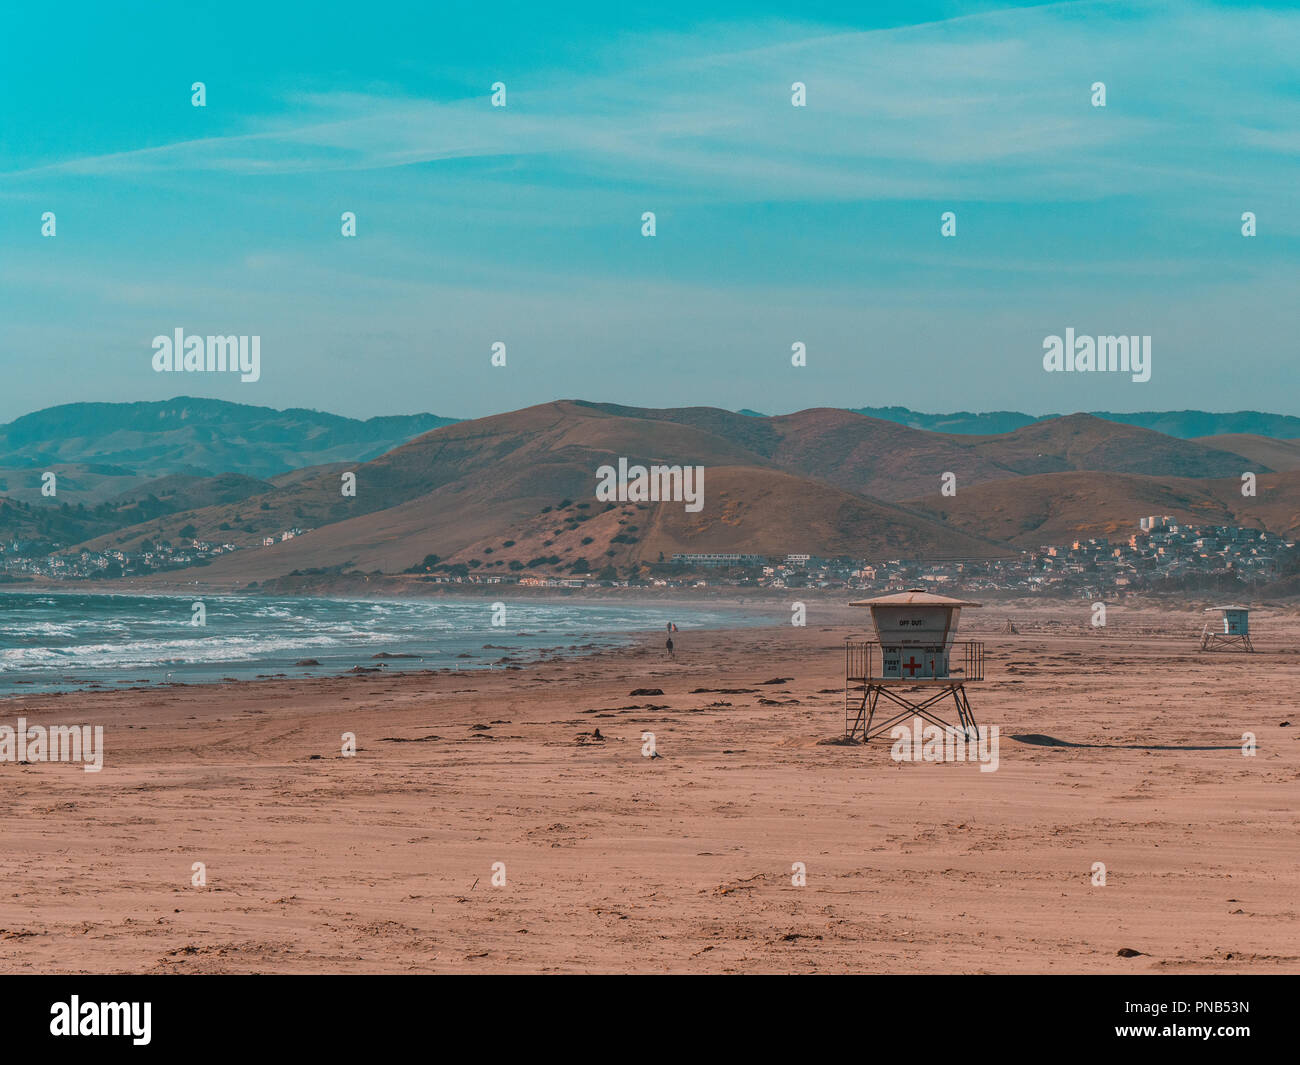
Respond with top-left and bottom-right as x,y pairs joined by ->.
2,601 -> 1297,974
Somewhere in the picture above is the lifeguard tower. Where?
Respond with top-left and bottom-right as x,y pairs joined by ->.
1199,606 -> 1254,652
844,589 -> 984,742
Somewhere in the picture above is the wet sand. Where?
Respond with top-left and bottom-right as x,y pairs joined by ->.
2,601 -> 1297,973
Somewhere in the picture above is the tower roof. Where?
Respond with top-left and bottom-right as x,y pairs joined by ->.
849,589 -> 982,608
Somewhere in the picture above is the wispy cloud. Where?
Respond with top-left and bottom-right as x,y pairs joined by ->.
6,2 -> 1297,207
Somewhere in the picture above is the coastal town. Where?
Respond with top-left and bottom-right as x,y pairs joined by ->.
2,515 -> 1292,597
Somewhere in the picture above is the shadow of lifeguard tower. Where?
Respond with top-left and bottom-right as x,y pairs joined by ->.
1199,606 -> 1254,652
845,589 -> 984,742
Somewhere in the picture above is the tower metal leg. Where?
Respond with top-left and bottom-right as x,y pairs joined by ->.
863,686 -> 880,739
851,683 -> 979,743
952,684 -> 978,741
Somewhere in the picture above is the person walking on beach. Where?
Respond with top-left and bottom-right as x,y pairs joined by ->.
666,636 -> 674,659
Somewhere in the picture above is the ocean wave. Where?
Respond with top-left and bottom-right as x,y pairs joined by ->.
0,632 -> 416,671
0,594 -> 764,687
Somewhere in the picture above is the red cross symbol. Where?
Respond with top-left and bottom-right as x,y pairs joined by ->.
903,655 -> 922,676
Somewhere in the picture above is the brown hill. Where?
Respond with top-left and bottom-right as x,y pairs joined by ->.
74,401 -> 772,552
108,472 -> 274,511
65,402 -> 1286,581
0,463 -> 143,506
963,414 -> 1259,481
579,404 -> 1259,499
425,466 -> 1009,577
904,470 -> 1300,547
209,464 -> 1007,582
1194,434 -> 1300,472
71,401 -> 1006,577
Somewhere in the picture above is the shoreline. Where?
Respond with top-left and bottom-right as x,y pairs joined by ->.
8,571 -> 1300,607
0,596 -> 788,699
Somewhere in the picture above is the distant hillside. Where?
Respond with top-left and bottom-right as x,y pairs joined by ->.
428,466 -> 1012,574
68,400 -> 1010,576
0,470 -> 276,548
849,407 -> 1039,435
1193,434 -> 1300,472
7,399 -> 1295,583
903,469 -> 1300,546
852,407 -> 1300,440
0,462 -> 143,506
582,403 -> 1259,500
0,397 -> 457,480
1093,411 -> 1300,440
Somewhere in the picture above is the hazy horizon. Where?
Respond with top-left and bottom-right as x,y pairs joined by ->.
6,393 -> 1300,429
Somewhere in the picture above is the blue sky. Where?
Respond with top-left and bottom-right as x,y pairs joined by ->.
2,0 -> 1297,422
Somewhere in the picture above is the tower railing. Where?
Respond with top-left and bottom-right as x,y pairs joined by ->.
844,639 -> 984,683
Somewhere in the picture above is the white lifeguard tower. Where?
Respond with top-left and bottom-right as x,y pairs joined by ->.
844,589 -> 984,742
1199,606 -> 1254,652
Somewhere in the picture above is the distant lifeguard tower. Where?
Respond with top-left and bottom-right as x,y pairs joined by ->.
844,590 -> 984,742
1199,606 -> 1254,652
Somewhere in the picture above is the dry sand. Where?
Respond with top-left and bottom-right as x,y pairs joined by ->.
1,601 -> 1297,973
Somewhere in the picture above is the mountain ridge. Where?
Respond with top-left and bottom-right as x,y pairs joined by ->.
18,399 -> 1286,579
3,399 -> 1295,582
0,397 -> 458,480
3,399 -> 1299,490
850,407 -> 1300,439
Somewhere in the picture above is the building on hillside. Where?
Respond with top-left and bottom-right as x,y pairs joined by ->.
670,552 -> 766,567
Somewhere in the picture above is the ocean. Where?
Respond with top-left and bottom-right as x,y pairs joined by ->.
0,592 -> 770,695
